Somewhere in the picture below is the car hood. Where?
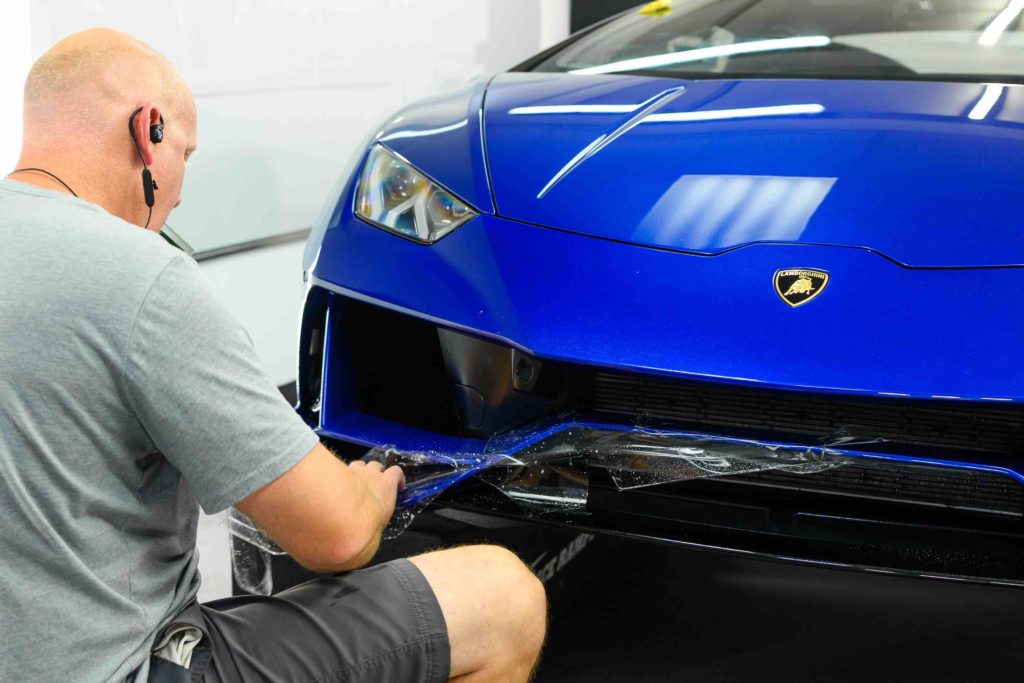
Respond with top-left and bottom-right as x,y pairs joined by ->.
483,73 -> 1024,268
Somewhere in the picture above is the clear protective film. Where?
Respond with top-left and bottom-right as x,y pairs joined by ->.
366,446 -> 526,540
228,416 -> 882,594
558,426 -> 858,490
228,507 -> 281,595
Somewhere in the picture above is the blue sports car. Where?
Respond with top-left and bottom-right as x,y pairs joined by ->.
296,0 -> 1024,584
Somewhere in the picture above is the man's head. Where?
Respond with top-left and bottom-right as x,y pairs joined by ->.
16,27 -> 196,231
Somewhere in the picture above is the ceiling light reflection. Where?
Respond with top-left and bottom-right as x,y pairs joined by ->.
968,83 -> 1007,120
570,35 -> 832,76
633,174 -> 836,250
979,0 -> 1024,46
644,103 -> 824,123
535,102 -> 825,200
510,89 -> 684,117
377,119 -> 467,142
510,104 -> 643,115
536,134 -> 607,199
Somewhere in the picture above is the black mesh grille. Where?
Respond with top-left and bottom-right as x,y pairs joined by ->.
580,370 -> 1024,458
721,464 -> 1024,517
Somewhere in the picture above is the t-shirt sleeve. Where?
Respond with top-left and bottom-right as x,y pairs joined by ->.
124,254 -> 318,513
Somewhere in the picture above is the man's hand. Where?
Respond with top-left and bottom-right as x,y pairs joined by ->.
346,459 -> 406,527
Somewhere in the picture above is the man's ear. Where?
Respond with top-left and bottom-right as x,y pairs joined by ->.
131,102 -> 160,167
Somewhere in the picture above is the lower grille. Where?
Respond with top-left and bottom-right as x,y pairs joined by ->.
342,299 -> 462,435
581,370 -> 1024,459
723,463 -> 1024,518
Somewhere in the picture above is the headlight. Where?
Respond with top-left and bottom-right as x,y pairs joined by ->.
355,144 -> 476,243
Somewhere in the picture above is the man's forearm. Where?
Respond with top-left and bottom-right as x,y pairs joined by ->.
302,475 -> 387,573
236,444 -> 392,572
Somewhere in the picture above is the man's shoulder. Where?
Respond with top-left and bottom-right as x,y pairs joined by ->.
1,179 -> 187,286
0,180 -> 200,332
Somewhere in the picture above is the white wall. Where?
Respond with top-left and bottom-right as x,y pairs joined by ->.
200,240 -> 307,386
541,0 -> 573,49
0,1 -> 32,170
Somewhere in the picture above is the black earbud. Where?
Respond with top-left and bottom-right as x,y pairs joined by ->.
128,107 -> 164,220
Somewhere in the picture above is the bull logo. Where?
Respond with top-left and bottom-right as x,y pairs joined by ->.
774,268 -> 829,307
785,276 -> 815,297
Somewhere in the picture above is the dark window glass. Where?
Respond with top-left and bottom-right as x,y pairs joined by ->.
535,0 -> 1024,82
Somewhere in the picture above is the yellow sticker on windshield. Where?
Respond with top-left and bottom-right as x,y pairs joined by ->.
640,0 -> 673,17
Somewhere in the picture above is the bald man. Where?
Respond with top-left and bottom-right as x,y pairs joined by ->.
0,28 -> 545,683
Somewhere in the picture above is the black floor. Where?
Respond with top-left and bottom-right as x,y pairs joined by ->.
535,537 -> 1024,682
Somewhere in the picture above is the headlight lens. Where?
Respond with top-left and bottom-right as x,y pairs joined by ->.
355,144 -> 476,243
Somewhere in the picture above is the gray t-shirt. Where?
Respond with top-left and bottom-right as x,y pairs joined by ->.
0,179 -> 318,681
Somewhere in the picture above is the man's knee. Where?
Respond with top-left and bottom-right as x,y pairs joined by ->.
468,545 -> 547,649
409,544 -> 547,666
418,544 -> 545,618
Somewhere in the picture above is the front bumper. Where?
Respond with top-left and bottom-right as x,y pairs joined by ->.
299,214 -> 1024,584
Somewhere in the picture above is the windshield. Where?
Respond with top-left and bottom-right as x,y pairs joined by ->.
531,0 -> 1024,82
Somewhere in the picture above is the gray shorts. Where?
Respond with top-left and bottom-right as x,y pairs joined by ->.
159,558 -> 450,683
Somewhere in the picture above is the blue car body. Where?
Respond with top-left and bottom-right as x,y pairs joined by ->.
298,7 -> 1024,582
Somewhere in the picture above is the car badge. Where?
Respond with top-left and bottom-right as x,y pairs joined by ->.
774,268 -> 829,307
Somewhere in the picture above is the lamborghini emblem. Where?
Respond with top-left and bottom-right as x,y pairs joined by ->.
774,269 -> 829,307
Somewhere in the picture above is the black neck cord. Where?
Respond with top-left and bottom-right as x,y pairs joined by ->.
8,168 -> 78,197
9,166 -> 153,228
